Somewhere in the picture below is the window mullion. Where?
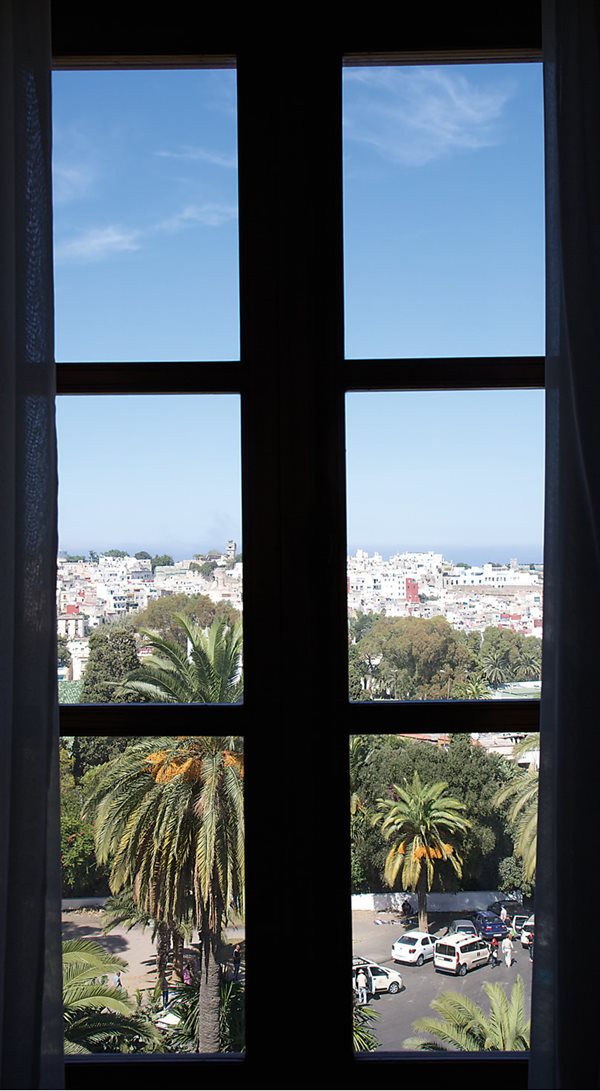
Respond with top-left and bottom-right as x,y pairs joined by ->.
237,48 -> 352,1076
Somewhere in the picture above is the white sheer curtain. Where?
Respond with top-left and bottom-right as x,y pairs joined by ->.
531,1 -> 600,1088
0,1 -> 63,1087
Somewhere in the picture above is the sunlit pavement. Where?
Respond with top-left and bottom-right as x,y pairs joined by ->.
352,912 -> 533,1052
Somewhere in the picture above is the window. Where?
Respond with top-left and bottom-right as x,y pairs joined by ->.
52,5 -> 542,1087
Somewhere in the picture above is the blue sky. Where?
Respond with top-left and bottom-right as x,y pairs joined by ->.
54,64 -> 545,561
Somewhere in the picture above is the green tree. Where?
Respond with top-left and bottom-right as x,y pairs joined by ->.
151,553 -> 174,570
133,594 -> 240,651
80,627 -> 142,703
88,735 -> 245,1053
62,939 -> 161,1054
494,733 -> 539,882
199,560 -> 217,579
356,616 -> 478,700
103,549 -> 129,558
60,746 -> 108,895
71,735 -> 145,780
353,1000 -> 380,1052
482,647 -> 510,687
122,616 -> 243,704
372,772 -> 471,932
404,976 -> 530,1052
135,550 -> 151,560
57,635 -> 71,669
451,677 -> 491,700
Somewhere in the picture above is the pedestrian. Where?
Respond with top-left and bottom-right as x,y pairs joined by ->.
113,971 -> 122,989
161,973 -> 170,1008
529,934 -> 534,962
489,936 -> 499,966
356,968 -> 368,1005
233,944 -> 242,981
183,961 -> 193,985
500,906 -> 508,923
501,933 -> 514,968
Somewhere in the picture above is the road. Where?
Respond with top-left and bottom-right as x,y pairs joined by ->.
352,910 -> 533,1051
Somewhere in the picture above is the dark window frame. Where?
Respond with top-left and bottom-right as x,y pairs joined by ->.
53,6 -> 542,1088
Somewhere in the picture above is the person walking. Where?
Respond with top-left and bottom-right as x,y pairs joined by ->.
489,936 -> 499,967
501,933 -> 514,968
356,968 -> 368,1005
232,944 -> 242,981
183,961 -> 193,985
161,973 -> 170,1008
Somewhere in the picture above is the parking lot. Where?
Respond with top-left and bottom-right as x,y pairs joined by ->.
352,910 -> 533,1051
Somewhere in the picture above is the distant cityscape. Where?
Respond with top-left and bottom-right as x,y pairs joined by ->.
57,543 -> 543,685
348,549 -> 543,637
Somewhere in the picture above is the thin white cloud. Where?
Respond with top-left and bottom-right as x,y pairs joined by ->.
158,202 -> 238,231
52,161 -> 95,205
156,146 -> 237,169
55,202 -> 237,264
55,225 -> 142,264
344,67 -> 512,166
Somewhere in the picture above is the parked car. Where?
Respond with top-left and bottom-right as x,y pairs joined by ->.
434,935 -> 492,976
521,915 -> 535,948
472,910 -> 509,940
391,931 -> 437,966
446,918 -> 478,938
352,958 -> 403,996
511,914 -> 530,937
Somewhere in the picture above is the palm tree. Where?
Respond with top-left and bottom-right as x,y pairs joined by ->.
454,677 -> 491,700
494,733 -> 540,881
482,648 -> 510,688
62,939 -> 161,1054
404,975 -> 530,1052
120,616 -> 243,704
372,772 -> 471,932
87,735 -> 245,1054
516,645 -> 542,681
353,999 -> 380,1052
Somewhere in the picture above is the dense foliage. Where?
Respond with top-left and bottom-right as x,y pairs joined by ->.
350,734 -> 523,894
349,616 -> 541,700
404,975 -> 530,1051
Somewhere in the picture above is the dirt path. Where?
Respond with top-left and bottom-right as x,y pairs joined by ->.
61,909 -> 245,997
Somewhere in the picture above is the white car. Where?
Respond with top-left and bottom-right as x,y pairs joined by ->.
352,958 -> 403,995
391,931 -> 437,966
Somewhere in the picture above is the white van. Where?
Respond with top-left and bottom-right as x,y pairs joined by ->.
434,935 -> 491,976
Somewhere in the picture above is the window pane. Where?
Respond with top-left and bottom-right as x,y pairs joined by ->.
53,69 -> 239,361
57,395 -> 242,704
347,390 -> 544,700
343,63 -> 544,359
350,732 -> 537,1052
61,735 -> 245,1053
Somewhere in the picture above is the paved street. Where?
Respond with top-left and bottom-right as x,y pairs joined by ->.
352,910 -> 533,1051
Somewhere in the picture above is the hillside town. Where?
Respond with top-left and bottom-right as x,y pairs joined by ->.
57,545 -> 543,690
57,540 -> 242,683
348,550 -> 543,638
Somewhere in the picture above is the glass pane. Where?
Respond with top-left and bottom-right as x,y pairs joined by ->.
350,732 -> 537,1052
61,735 -> 245,1053
57,395 -> 242,704
53,69 -> 239,361
347,390 -> 544,700
343,63 -> 544,358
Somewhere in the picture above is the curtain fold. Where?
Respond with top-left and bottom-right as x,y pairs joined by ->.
531,1 -> 600,1087
0,1 -> 63,1087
